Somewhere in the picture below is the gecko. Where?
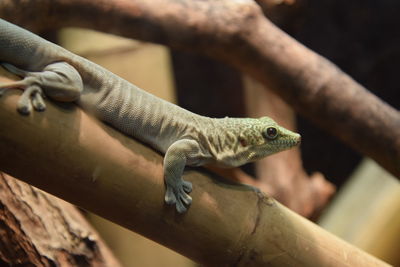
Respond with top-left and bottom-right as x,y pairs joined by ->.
0,19 -> 301,213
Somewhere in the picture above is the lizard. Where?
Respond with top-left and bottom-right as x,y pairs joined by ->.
0,18 -> 301,213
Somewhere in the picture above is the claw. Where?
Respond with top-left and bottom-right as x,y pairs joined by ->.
182,180 -> 192,193
31,91 -> 46,111
164,186 -> 177,205
179,190 -> 192,206
17,90 -> 34,115
17,99 -> 32,115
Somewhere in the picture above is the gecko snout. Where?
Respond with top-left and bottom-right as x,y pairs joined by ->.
295,133 -> 302,145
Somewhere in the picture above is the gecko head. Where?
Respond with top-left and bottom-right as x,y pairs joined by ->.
238,116 -> 301,163
217,116 -> 301,167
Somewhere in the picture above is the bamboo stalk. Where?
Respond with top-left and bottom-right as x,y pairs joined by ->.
0,79 -> 388,266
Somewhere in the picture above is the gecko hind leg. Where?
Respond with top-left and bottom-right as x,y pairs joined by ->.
0,62 -> 83,115
0,65 -> 46,115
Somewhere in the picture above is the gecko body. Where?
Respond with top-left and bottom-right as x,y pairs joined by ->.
0,19 -> 300,213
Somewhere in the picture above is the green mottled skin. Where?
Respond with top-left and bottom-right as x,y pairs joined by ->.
0,19 -> 300,213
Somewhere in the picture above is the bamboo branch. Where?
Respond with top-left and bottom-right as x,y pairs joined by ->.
0,0 -> 398,178
0,75 -> 389,266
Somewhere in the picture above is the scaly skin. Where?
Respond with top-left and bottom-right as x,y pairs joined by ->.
0,19 -> 300,213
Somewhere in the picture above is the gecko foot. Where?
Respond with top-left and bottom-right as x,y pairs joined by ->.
17,84 -> 46,115
165,180 -> 193,213
0,80 -> 46,115
0,63 -> 47,115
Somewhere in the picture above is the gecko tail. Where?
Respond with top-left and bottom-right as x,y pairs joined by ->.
1,62 -> 30,77
0,63 -> 33,93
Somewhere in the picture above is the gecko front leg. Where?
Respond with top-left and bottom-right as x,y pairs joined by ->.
0,62 -> 83,114
164,139 -> 207,213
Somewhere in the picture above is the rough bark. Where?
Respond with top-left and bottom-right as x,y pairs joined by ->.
0,76 -> 389,266
0,174 -> 121,267
0,0 -> 398,179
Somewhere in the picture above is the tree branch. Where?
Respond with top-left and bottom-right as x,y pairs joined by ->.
0,173 -> 121,266
0,72 -> 388,265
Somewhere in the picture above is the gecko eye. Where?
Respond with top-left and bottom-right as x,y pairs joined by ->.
264,127 -> 278,140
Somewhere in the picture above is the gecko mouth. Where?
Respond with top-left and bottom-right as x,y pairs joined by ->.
270,135 -> 301,148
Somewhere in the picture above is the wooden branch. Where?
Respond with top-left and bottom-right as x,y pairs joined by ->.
0,0 -> 398,178
0,76 -> 389,266
0,173 -> 121,266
